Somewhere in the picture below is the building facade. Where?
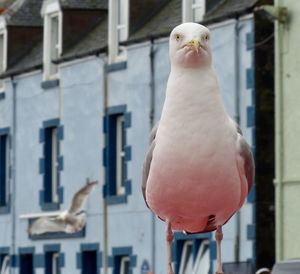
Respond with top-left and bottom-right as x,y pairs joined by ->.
0,0 -> 270,273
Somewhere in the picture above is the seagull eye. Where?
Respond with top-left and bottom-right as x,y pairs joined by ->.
175,33 -> 181,41
203,34 -> 210,41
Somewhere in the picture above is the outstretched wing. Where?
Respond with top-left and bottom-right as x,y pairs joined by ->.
28,217 -> 66,235
68,180 -> 98,214
142,124 -> 158,207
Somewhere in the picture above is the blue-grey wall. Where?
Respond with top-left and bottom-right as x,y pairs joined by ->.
0,16 -> 255,274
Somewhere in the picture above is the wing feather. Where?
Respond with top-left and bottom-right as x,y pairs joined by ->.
68,181 -> 97,214
142,124 -> 158,207
28,217 -> 65,235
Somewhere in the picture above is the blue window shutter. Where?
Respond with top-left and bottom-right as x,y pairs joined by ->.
0,135 -> 7,206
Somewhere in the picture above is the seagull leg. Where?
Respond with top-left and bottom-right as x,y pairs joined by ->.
166,221 -> 174,274
215,226 -> 224,274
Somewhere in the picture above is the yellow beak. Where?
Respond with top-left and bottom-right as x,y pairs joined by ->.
185,39 -> 202,50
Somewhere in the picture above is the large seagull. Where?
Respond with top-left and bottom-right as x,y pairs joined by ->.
142,23 -> 254,274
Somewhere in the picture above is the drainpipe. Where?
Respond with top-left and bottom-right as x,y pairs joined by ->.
11,77 -> 17,274
102,56 -> 109,274
274,0 -> 284,261
234,20 -> 241,263
149,37 -> 156,273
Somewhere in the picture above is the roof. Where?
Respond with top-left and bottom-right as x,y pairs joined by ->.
204,0 -> 258,21
59,14 -> 108,62
1,0 -> 261,78
5,0 -> 43,27
125,0 -> 259,45
60,0 -> 108,10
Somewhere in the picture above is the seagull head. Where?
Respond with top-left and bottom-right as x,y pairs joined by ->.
169,22 -> 212,69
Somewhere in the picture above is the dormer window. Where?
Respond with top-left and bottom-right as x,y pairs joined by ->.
182,0 -> 205,23
0,18 -> 7,91
108,0 -> 129,64
42,0 -> 62,81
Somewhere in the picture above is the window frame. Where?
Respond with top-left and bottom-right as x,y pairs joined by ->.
179,241 -> 193,274
0,254 -> 9,274
109,247 -> 136,274
77,243 -> 101,274
42,0 -> 62,81
44,126 -> 58,204
103,105 -> 132,205
108,0 -> 129,64
39,119 -> 64,211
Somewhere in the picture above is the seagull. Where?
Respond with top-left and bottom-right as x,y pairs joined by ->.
28,180 -> 98,235
142,23 -> 254,274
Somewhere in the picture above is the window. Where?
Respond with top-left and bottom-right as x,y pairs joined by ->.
182,0 -> 205,23
45,252 -> 59,274
0,132 -> 9,208
179,241 -> 193,274
119,256 -> 130,274
77,244 -> 101,274
0,254 -> 9,274
103,106 -> 132,204
106,113 -> 125,196
39,119 -> 63,211
42,4 -> 62,81
109,247 -> 136,274
82,251 -> 97,274
44,126 -> 58,204
176,238 -> 210,274
115,114 -> 125,195
20,254 -> 33,274
108,0 -> 129,63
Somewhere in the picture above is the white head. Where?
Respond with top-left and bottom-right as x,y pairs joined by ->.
169,22 -> 212,69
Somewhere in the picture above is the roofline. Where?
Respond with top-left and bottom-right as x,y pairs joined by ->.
0,4 -> 257,78
54,46 -> 107,64
0,63 -> 42,79
122,6 -> 255,46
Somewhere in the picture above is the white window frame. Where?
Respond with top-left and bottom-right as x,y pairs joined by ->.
0,255 -> 9,274
51,127 -> 58,203
179,240 -> 210,274
108,0 -> 129,64
179,241 -> 193,274
41,0 -> 62,81
0,17 -> 7,92
182,0 -> 205,23
192,240 -> 209,274
116,115 -> 125,196
51,252 -> 59,274
120,256 -> 130,274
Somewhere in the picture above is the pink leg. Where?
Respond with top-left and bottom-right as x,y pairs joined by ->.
215,226 -> 224,274
166,221 -> 174,274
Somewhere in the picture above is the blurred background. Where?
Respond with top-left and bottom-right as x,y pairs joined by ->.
0,0 -> 297,273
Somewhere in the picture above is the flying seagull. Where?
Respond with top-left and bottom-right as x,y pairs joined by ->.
28,180 -> 98,235
142,23 -> 254,274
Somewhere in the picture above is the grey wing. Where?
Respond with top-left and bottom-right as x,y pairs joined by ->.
236,123 -> 255,192
28,217 -> 66,235
68,180 -> 98,214
142,124 -> 158,207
